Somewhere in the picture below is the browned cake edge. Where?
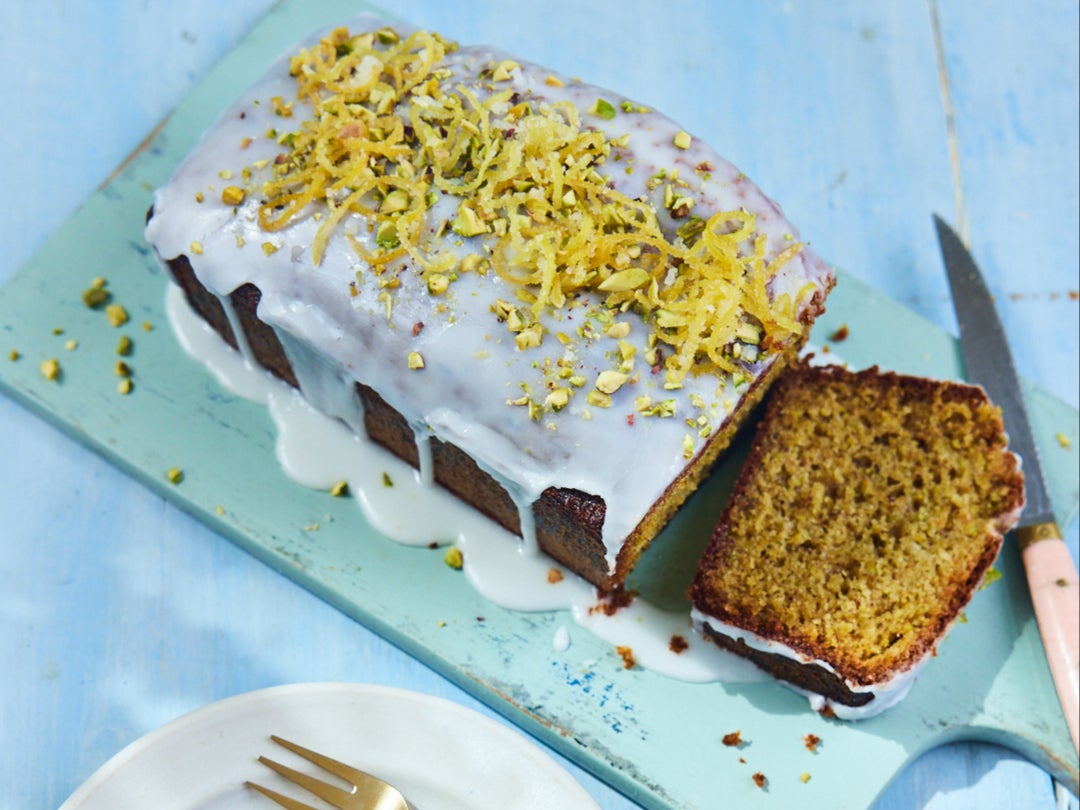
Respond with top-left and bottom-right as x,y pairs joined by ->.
164,243 -> 831,592
690,361 -> 1024,703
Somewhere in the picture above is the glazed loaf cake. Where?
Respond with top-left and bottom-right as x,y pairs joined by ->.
145,17 -> 835,590
690,362 -> 1025,717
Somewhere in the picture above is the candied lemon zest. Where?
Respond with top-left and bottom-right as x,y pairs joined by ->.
257,26 -> 804,384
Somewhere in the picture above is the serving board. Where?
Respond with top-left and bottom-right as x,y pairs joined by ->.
1,1 -> 1077,807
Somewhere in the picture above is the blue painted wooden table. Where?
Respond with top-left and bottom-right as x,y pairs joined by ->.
2,2 -> 1077,808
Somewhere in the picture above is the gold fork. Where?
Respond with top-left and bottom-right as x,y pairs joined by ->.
247,735 -> 412,810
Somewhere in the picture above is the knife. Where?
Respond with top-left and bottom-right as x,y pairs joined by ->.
934,214 -> 1079,753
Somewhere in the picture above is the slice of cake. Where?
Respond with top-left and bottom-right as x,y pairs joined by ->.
690,362 -> 1024,718
145,17 -> 835,590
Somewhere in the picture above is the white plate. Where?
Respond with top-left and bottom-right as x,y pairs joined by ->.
59,682 -> 600,809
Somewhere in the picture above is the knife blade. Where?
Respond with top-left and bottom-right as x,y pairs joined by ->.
934,214 -> 1079,753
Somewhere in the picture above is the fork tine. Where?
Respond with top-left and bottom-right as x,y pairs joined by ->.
245,778 -> 320,810
269,735 -> 368,782
255,754 -> 358,807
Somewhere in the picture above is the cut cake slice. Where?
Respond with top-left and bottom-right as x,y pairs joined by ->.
690,361 -> 1024,718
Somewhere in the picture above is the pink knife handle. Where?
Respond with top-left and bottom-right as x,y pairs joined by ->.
1019,522 -> 1080,754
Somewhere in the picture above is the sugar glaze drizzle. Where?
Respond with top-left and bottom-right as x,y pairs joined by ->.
168,283 -> 765,684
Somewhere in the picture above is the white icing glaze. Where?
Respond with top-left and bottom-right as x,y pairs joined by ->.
145,14 -> 833,574
167,282 -> 767,685
690,607 -> 923,719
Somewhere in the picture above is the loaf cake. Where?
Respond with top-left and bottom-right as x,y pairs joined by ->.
690,362 -> 1025,717
145,17 -> 835,590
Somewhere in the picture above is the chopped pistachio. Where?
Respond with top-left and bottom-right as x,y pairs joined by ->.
117,335 -> 133,356
444,546 -> 464,569
262,241 -> 279,256
682,434 -> 695,458
40,358 -> 60,380
544,74 -> 565,87
329,480 -> 349,497
117,378 -> 133,395
115,360 -> 131,378
141,321 -> 153,332
375,220 -> 400,249
166,467 -> 184,485
426,273 -> 449,295
673,130 -> 693,149
451,204 -> 488,237
407,351 -> 425,370
598,267 -> 650,292
8,350 -> 19,361
189,240 -> 204,255
515,323 -> 543,350
64,339 -> 78,351
105,304 -> 129,328
586,389 -> 612,408
491,59 -> 520,81
545,387 -> 572,411
82,287 -> 110,309
591,98 -> 616,120
221,185 -> 245,206
605,321 -> 631,339
90,276 -> 107,290
381,188 -> 411,214
595,370 -> 628,394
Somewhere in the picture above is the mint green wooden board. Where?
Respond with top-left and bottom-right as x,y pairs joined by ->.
0,2 -> 1076,807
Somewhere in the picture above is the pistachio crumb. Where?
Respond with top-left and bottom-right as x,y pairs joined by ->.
800,772 -> 811,784
8,350 -> 19,361
40,358 -> 60,380
407,351 -> 425,370
105,304 -> 129,328
115,361 -> 131,378
117,335 -> 133,356
444,546 -> 464,569
64,339 -> 78,351
381,472 -> 394,487
221,185 -> 245,206
166,467 -> 184,485
673,130 -> 693,149
117,378 -> 133,395
215,505 -> 225,515
329,480 -> 349,497
141,321 -> 154,332
189,240 -> 204,255
1057,432 -> 1072,449
262,241 -> 279,256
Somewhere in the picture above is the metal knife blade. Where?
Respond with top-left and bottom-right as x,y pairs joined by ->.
934,213 -> 1079,753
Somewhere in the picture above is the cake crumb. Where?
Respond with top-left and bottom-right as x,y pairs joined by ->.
722,730 -> 742,747
752,772 -> 766,789
803,733 -> 821,752
828,324 -> 849,342
588,587 -> 636,616
668,634 -> 689,654
444,546 -> 464,570
615,645 -> 636,669
547,567 -> 564,584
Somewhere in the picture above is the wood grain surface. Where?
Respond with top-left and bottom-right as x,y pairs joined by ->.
1,2 -> 1077,808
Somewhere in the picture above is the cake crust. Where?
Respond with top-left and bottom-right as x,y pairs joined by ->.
691,361 -> 1024,711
